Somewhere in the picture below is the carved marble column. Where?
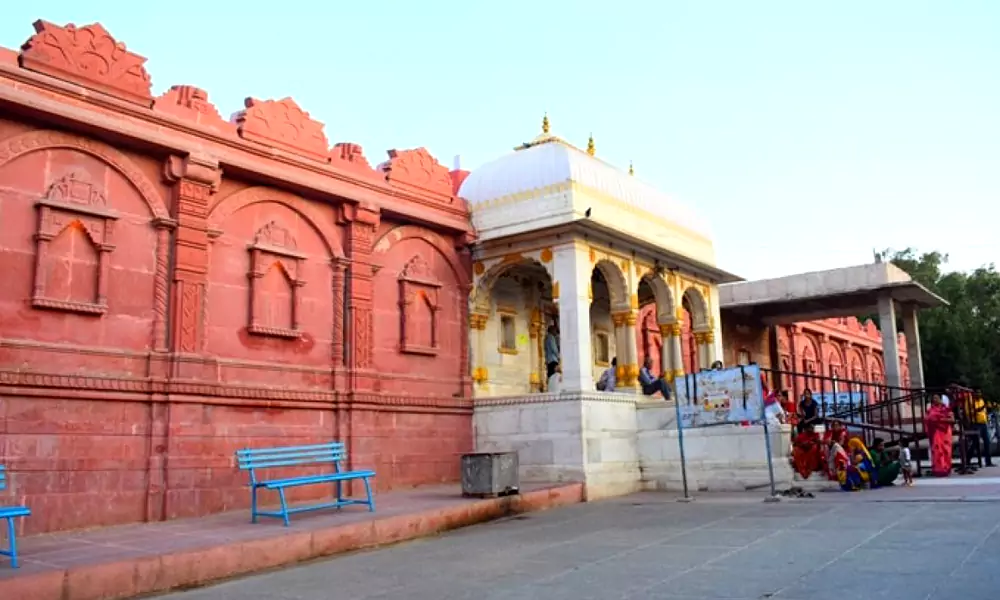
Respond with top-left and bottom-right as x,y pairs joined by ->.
669,323 -> 685,383
623,310 -> 640,388
528,308 -> 544,391
162,155 -> 220,357
658,323 -> 674,382
330,258 -> 348,367
703,329 -> 717,366
470,313 -> 489,389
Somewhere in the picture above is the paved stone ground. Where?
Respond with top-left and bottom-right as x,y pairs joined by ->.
158,492 -> 1000,600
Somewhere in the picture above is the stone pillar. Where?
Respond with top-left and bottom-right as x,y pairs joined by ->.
341,204 -> 380,390
693,332 -> 706,371
670,322 -> 685,388
624,310 -> 639,387
469,313 -> 489,390
703,329 -> 717,366
552,243 -> 593,392
900,304 -> 925,389
162,154 -> 219,358
330,258 -> 348,367
658,323 -> 673,380
528,308 -> 544,391
877,293 -> 902,390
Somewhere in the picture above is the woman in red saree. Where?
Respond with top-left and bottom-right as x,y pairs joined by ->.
924,394 -> 955,477
822,422 -> 849,480
792,424 -> 824,479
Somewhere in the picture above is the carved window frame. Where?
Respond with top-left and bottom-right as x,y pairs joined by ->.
247,238 -> 306,339
593,329 -> 611,367
32,175 -> 119,316
496,306 -> 518,356
399,266 -> 441,356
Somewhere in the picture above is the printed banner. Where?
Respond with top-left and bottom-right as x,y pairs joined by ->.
814,391 -> 867,420
675,365 -> 764,429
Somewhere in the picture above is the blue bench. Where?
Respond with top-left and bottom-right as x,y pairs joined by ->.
0,465 -> 31,569
236,442 -> 375,527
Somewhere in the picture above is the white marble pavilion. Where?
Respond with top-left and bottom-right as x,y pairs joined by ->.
462,116 -> 740,398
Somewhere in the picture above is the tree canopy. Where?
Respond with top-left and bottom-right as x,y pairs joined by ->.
874,248 -> 1000,406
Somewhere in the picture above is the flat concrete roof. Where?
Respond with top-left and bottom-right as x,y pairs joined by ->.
719,263 -> 949,325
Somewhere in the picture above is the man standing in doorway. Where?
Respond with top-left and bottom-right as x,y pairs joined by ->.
544,324 -> 560,380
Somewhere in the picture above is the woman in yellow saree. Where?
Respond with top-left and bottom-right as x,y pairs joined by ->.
832,437 -> 876,491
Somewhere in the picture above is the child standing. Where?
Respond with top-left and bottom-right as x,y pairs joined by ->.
900,442 -> 914,486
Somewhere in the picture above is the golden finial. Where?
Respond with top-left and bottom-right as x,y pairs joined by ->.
586,133 -> 595,156
542,113 -> 550,134
628,161 -> 634,176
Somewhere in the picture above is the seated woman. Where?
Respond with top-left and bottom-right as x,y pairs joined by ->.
822,422 -> 849,481
792,424 -> 824,479
830,437 -> 877,491
848,437 -> 878,489
871,437 -> 901,486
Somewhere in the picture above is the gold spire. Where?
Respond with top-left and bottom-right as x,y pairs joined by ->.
542,113 -> 550,134
586,133 -> 595,156
628,161 -> 634,176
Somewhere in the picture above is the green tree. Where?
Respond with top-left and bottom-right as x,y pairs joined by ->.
874,248 -> 1000,406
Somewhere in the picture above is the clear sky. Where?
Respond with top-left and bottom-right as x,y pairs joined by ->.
3,1 -> 997,280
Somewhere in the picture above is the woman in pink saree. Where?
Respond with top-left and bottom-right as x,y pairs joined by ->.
924,394 -> 955,477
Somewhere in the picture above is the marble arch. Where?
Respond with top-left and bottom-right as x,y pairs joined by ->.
681,286 -> 710,330
638,272 -> 676,323
373,224 -> 467,286
207,186 -> 344,258
0,129 -> 169,220
593,259 -> 629,309
470,256 -> 552,315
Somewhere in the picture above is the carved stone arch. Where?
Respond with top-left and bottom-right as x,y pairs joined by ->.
0,130 -> 169,220
206,186 -> 344,258
593,259 -> 629,310
471,257 -> 551,315
639,272 -> 676,323
372,224 -> 467,286
826,342 -> 845,378
681,286 -> 710,330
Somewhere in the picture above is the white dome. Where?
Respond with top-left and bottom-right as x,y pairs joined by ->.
458,137 -> 711,240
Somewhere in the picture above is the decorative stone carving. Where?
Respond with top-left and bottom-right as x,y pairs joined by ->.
32,173 -> 119,315
398,255 -> 441,355
153,85 -> 235,133
381,148 -> 453,200
20,21 -> 153,106
234,97 -> 329,162
247,221 -> 306,339
330,142 -> 380,179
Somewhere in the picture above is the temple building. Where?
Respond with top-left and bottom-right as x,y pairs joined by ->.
0,19 -> 944,535
459,116 -> 740,398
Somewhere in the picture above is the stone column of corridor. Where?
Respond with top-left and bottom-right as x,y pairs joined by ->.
553,242 -> 593,392
900,303 -> 925,389
876,294 -> 903,391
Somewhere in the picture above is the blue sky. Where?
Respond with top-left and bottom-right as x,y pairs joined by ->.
3,1 -> 997,280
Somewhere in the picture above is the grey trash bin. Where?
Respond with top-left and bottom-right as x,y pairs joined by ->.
461,452 -> 519,498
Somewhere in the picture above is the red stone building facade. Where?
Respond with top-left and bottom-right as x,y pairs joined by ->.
0,21 -> 475,534
720,314 -> 910,396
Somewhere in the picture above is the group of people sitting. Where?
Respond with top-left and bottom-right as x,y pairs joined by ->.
792,421 -> 912,491
596,356 -> 673,399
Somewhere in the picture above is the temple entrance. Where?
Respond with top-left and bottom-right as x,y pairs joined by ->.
681,287 -> 710,373
636,273 -> 676,378
469,258 -> 555,396
590,267 -> 616,383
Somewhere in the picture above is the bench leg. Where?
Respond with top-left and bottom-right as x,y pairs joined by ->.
363,477 -> 375,513
5,517 -> 17,569
335,480 -> 343,506
250,486 -> 259,524
278,488 -> 291,527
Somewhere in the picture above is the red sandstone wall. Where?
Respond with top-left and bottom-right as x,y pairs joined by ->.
0,21 -> 475,535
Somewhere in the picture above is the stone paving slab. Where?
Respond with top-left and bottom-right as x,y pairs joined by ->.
0,483 -> 583,600
157,491 -> 1000,600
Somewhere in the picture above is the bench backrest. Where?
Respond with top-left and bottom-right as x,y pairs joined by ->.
0,465 -> 6,491
236,443 -> 347,484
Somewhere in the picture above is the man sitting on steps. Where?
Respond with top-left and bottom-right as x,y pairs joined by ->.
638,356 -> 671,400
